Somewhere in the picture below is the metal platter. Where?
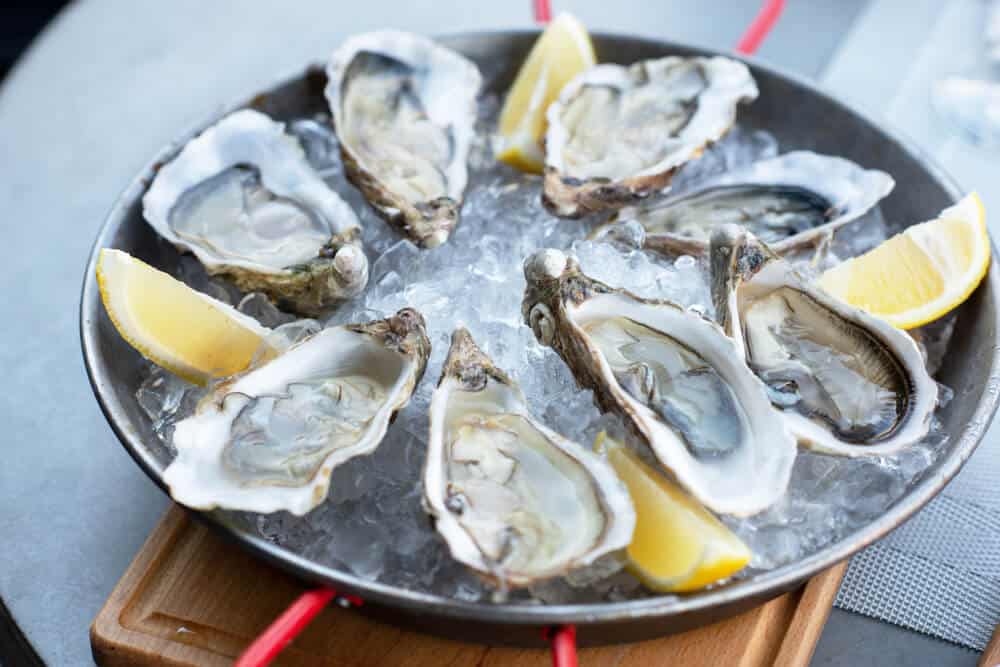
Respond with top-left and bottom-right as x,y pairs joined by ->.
80,31 -> 1000,646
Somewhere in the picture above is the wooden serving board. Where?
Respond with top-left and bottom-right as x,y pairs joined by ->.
92,506 -> 847,667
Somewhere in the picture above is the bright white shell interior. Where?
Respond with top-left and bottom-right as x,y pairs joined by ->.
325,30 -> 481,205
163,326 -> 416,515
425,370 -> 634,586
545,56 -> 758,182
143,109 -> 362,274
567,293 -> 796,516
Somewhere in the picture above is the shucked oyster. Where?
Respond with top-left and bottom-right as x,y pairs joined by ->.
164,309 -> 430,515
424,328 -> 634,587
710,225 -> 937,456
597,152 -> 894,256
522,250 -> 795,515
543,56 -> 758,218
143,109 -> 368,317
326,30 -> 482,247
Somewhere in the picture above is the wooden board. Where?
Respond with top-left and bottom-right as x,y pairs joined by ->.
92,505 -> 847,667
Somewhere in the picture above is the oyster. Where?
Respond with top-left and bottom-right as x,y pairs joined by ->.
163,309 -> 430,515
424,328 -> 634,587
543,56 -> 758,218
143,109 -> 368,317
325,30 -> 482,247
597,152 -> 894,256
522,250 -> 795,515
710,224 -> 938,455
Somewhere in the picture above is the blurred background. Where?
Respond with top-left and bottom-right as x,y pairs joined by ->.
1,3 -> 68,80
2,2 -> 999,666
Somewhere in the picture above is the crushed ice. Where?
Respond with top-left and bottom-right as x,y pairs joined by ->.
134,95 -> 953,604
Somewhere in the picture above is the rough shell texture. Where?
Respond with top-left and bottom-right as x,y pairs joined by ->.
423,328 -> 635,587
709,224 -> 938,456
325,30 -> 482,247
163,308 -> 430,515
143,109 -> 368,316
521,250 -> 796,515
543,56 -> 758,218
605,151 -> 894,257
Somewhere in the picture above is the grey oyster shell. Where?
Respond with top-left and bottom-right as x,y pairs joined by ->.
163,308 -> 430,515
594,151 -> 894,257
423,328 -> 635,587
543,56 -> 758,218
709,224 -> 938,456
521,250 -> 795,515
325,30 -> 482,247
143,109 -> 368,317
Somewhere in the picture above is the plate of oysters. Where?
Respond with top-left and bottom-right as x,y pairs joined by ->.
81,18 -> 1000,646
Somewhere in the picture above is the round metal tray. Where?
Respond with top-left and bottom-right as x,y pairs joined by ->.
80,31 -> 1000,647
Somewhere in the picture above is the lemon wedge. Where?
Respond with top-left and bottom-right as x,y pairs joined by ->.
96,248 -> 272,385
819,193 -> 990,329
496,13 -> 596,173
600,433 -> 751,593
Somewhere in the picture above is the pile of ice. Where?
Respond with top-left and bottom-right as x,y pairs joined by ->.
135,97 -> 952,604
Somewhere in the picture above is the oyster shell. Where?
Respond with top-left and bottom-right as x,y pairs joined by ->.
163,309 -> 430,515
543,56 -> 758,218
424,328 -> 635,587
710,224 -> 938,456
325,30 -> 482,247
143,109 -> 368,317
597,152 -> 894,256
522,250 -> 795,515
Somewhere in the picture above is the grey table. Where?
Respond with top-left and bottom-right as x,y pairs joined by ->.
0,0 -> 981,665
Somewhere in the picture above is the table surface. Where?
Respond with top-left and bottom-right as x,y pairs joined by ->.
0,0 -> 984,665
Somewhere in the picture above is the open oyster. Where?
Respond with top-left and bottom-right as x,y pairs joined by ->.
596,152 -> 894,256
522,250 -> 795,515
543,56 -> 758,218
143,109 -> 368,317
424,328 -> 635,587
710,224 -> 938,456
163,309 -> 430,515
325,30 -> 482,247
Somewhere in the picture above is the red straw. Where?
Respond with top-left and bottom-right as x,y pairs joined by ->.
234,588 -> 339,667
534,0 -> 552,24
736,0 -> 785,55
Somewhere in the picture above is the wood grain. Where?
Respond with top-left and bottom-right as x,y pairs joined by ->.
979,623 -> 1000,667
91,505 -> 847,667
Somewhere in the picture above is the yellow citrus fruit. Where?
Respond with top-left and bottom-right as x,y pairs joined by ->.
96,248 -> 272,385
599,433 -> 751,593
819,193 -> 990,329
496,13 -> 596,173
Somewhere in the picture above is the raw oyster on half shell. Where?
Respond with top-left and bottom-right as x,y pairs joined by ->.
543,56 -> 758,218
596,151 -> 894,256
164,309 -> 430,515
326,30 -> 482,247
522,250 -> 796,516
143,109 -> 368,317
709,224 -> 938,456
424,328 -> 635,587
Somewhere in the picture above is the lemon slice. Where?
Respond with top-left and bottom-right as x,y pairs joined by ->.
96,248 -> 272,385
819,193 -> 990,329
496,13 -> 596,173
600,434 -> 751,593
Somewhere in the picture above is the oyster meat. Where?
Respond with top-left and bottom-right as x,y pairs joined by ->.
522,250 -> 795,515
710,224 -> 938,455
164,309 -> 430,515
599,152 -> 894,256
543,56 -> 758,218
326,30 -> 482,247
143,109 -> 368,316
424,328 -> 635,587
